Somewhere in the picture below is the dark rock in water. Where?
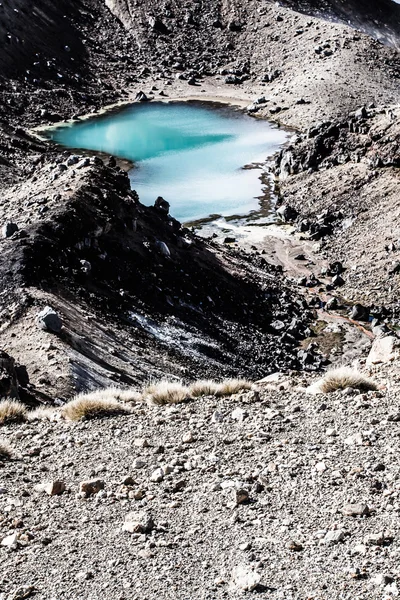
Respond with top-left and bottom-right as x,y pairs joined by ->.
349,304 -> 369,321
276,204 -> 299,222
2,222 -> 18,238
187,77 -> 197,86
135,91 -> 149,102
224,237 -> 236,244
36,306 -> 62,334
154,196 -> 170,214
108,156 -> 117,168
294,254 -> 306,261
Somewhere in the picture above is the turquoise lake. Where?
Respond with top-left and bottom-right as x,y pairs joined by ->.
46,101 -> 287,224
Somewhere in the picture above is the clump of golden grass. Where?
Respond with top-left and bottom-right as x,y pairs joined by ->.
188,380 -> 221,398
0,400 -> 27,425
312,367 -> 378,394
143,381 -> 191,406
214,378 -> 252,397
0,439 -> 13,459
72,387 -> 142,405
27,407 -> 60,422
61,396 -> 133,421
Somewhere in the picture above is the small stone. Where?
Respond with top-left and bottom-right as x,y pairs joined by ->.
344,432 -> 364,446
342,503 -> 370,517
231,565 -> 261,591
162,465 -> 174,475
326,428 -> 338,437
123,511 -> 154,534
79,479 -> 105,497
364,531 -> 389,546
324,530 -> 345,545
211,411 -> 224,423
182,431 -> 194,444
34,480 -> 65,496
134,438 -> 150,448
1,533 -> 19,548
150,468 -> 164,483
287,540 -> 303,551
132,489 -> 144,500
239,541 -> 252,551
315,461 -> 327,473
231,408 -> 248,421
133,458 -> 146,469
121,476 -> 135,486
235,488 -> 249,505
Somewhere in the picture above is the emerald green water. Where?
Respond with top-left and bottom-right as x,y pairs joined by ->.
46,101 -> 287,223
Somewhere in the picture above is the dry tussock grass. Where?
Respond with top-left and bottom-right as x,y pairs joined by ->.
73,387 -> 141,405
188,380 -> 221,397
27,377 -> 255,422
215,378 -> 252,397
0,400 -> 27,425
0,440 -> 13,459
27,407 -> 60,422
143,381 -> 191,406
62,396 -> 133,421
314,367 -> 378,394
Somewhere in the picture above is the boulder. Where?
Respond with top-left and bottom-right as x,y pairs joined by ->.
367,336 -> 399,365
36,306 -> 62,334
